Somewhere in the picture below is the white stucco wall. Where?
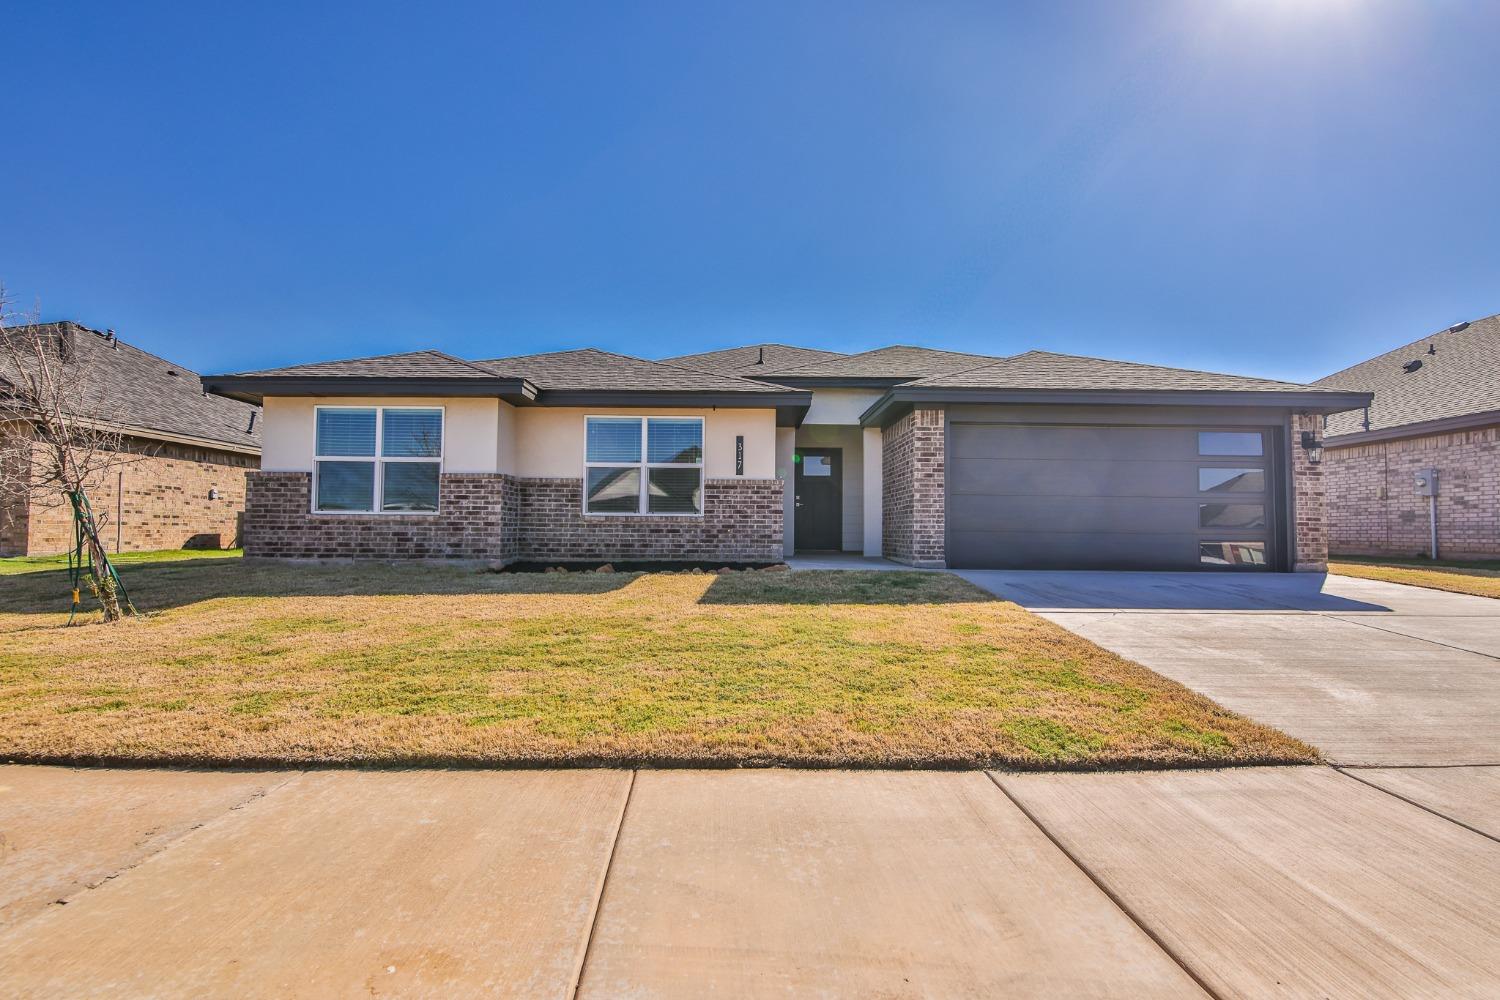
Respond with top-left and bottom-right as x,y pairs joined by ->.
801,389 -> 884,426
259,396 -> 501,473
260,398 -> 778,480
862,427 -> 883,556
496,400 -> 516,474
512,406 -> 776,478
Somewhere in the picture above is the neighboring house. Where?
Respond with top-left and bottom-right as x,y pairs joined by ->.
0,322 -> 261,556
1316,313 -> 1500,559
204,343 -> 1367,572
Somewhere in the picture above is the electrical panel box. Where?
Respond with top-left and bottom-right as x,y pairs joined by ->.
1414,468 -> 1439,496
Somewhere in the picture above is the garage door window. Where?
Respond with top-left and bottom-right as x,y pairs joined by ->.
1198,431 -> 1262,456
1200,541 -> 1266,566
1200,503 -> 1265,529
1199,468 -> 1264,493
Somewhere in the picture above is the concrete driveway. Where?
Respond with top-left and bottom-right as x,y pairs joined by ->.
956,570 -> 1500,766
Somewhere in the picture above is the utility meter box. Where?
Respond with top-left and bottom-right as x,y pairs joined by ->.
1415,468 -> 1439,496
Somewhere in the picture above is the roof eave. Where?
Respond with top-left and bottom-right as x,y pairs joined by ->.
528,388 -> 812,426
200,375 -> 539,405
1324,409 -> 1500,447
859,387 -> 1374,428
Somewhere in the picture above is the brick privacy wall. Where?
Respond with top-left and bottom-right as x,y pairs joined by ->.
881,407 -> 946,568
2,430 -> 255,557
243,473 -> 779,562
516,478 -> 783,562
244,472 -> 516,559
1291,412 -> 1329,572
1324,422 -> 1500,559
0,421 -> 30,556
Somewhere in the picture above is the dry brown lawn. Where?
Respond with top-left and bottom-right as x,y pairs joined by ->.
0,559 -> 1316,768
1331,559 -> 1500,600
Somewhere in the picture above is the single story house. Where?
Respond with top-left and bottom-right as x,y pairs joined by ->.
204,343 -> 1368,572
1,322 -> 261,556
1316,312 -> 1500,559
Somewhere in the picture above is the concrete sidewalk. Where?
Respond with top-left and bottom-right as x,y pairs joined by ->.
2,764 -> 1497,998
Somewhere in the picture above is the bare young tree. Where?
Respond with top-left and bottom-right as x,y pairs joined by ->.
0,288 -> 138,621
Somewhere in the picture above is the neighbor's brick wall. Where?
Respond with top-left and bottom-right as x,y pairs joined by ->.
881,406 -> 945,568
0,421 -> 31,556
244,472 -> 516,559
1290,413 -> 1328,572
2,429 -> 255,557
516,478 -> 782,562
242,473 -> 780,563
1324,422 -> 1500,559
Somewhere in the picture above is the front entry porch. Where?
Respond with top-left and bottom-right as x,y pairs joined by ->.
777,423 -> 884,560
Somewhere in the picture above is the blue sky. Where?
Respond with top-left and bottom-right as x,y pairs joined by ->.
4,1 -> 1498,383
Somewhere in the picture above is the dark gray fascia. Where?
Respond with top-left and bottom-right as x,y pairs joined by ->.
859,387 -> 1374,428
528,389 -> 812,427
201,376 -> 538,406
1324,408 -> 1500,448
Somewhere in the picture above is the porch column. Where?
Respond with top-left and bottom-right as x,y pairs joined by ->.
862,427 -> 883,557
776,427 -> 796,559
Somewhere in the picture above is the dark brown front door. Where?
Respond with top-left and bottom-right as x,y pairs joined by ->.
795,448 -> 842,551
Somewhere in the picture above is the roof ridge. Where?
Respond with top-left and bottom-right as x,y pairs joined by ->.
480,346 -> 801,391
768,343 -> 1005,375
426,349 -> 515,377
897,351 -> 1030,384
15,320 -> 216,380
624,348 -> 801,389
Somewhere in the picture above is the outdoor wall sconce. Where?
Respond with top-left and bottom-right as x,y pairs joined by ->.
1299,430 -> 1323,465
208,488 -> 220,501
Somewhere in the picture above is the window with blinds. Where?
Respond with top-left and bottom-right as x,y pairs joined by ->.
584,416 -> 703,515
314,406 -> 443,513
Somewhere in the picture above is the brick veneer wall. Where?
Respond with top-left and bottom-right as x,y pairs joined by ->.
517,478 -> 782,562
1290,413 -> 1328,572
244,472 -> 516,559
242,473 -> 781,563
1,428 -> 256,557
881,406 -> 945,568
0,421 -> 30,556
1323,421 -> 1500,559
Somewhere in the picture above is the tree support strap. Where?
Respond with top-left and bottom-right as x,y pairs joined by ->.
65,489 -> 136,624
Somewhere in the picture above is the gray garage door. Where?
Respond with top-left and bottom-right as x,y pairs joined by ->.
947,423 -> 1280,571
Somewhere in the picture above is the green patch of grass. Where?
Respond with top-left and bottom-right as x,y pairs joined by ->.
0,561 -> 1316,768
1161,719 -> 1232,750
0,548 -> 242,576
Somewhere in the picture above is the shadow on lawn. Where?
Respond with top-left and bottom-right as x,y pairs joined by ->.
698,569 -> 998,606
0,559 -> 638,616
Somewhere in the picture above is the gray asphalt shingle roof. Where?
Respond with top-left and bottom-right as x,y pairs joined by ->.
763,345 -> 1005,380
1316,314 -> 1500,438
1,322 -> 260,452
909,350 -> 1347,393
663,344 -> 847,375
476,348 -> 798,393
216,350 -> 501,380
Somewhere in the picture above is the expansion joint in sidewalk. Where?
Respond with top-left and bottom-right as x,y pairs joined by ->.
984,772 -> 1225,1000
569,769 -> 637,999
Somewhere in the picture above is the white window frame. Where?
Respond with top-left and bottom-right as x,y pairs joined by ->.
312,405 -> 445,515
583,415 -> 704,517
